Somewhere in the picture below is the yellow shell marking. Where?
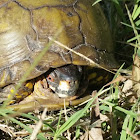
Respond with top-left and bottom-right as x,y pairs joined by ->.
88,72 -> 97,80
25,82 -> 33,89
22,92 -> 29,96
16,95 -> 22,99
10,89 -> 15,93
96,76 -> 103,82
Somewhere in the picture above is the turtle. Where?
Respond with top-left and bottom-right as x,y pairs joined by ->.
0,0 -> 118,103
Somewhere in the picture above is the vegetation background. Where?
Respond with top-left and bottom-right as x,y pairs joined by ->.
0,0 -> 140,140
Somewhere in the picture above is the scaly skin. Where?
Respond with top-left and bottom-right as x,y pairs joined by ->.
6,80 -> 91,114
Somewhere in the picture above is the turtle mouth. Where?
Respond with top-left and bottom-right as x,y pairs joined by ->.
55,92 -> 76,98
55,89 -> 78,98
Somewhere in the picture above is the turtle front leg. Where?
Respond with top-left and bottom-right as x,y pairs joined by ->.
0,81 -> 34,105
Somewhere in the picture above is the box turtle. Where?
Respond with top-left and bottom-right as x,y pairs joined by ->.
0,0 -> 118,104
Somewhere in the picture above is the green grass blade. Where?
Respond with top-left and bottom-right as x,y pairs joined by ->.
120,115 -> 130,140
54,95 -> 97,139
132,5 -> 140,20
99,99 -> 137,118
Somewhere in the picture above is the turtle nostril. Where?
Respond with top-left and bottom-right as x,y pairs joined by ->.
66,80 -> 78,86
74,80 -> 78,85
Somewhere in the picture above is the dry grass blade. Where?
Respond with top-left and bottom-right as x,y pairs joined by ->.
48,37 -> 116,75
30,108 -> 47,140
126,128 -> 140,140
133,55 -> 140,98
89,91 -> 103,140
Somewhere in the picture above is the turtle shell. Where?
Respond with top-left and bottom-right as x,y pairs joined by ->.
0,0 -> 117,88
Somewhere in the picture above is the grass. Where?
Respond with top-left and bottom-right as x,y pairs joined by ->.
0,0 -> 140,140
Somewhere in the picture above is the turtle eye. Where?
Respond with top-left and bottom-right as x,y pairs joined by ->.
47,75 -> 54,82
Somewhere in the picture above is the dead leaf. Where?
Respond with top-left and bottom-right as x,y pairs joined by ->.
133,55 -> 140,97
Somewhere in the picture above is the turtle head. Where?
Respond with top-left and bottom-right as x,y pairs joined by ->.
46,65 -> 82,97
